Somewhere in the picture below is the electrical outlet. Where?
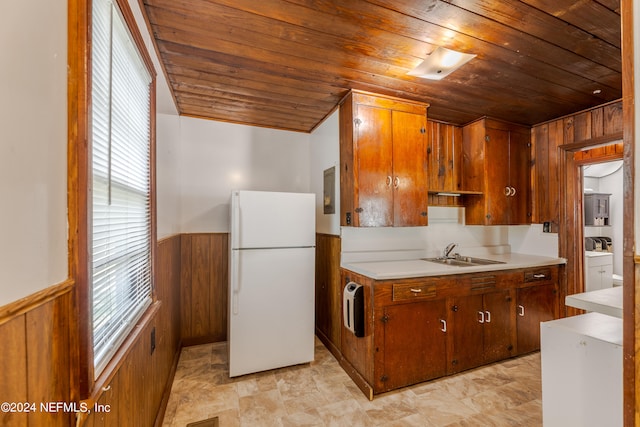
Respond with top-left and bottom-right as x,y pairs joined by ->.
150,327 -> 156,355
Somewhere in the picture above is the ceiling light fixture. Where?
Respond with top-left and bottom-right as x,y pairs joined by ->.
408,46 -> 476,80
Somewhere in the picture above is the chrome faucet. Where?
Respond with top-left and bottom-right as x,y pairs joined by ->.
443,242 -> 458,258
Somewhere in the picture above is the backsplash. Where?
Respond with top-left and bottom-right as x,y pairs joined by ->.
341,207 -> 559,263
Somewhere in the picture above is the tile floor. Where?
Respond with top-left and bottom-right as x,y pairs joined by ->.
162,338 -> 542,427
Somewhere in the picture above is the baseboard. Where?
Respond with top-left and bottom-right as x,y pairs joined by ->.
315,328 -> 341,361
338,354 -> 374,401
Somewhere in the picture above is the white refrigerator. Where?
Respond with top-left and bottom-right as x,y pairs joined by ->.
229,190 -> 316,377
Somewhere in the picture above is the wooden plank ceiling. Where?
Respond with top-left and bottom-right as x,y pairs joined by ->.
141,0 -> 621,132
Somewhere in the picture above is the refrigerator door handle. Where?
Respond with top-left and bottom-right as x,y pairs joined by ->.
232,250 -> 240,314
232,193 -> 241,248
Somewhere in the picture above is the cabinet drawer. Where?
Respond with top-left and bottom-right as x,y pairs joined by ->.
524,268 -> 552,283
392,282 -> 437,301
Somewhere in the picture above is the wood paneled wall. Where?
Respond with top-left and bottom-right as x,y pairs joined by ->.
78,234 -> 182,427
0,284 -> 73,427
180,233 -> 228,345
531,99 -> 623,227
0,235 -> 182,427
0,231 -> 339,426
315,233 -> 342,357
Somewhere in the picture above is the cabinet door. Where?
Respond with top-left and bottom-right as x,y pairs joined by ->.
381,300 -> 447,391
427,121 -> 462,193
484,127 -> 510,224
482,290 -> 515,364
391,110 -> 428,226
508,130 -> 532,224
448,294 -> 484,374
354,104 -> 393,226
517,284 -> 557,354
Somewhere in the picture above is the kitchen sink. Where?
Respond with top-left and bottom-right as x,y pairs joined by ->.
421,255 -> 506,267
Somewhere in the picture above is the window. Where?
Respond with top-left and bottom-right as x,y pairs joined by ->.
90,0 -> 154,377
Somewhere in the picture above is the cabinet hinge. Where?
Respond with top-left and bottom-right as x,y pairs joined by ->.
355,207 -> 363,213
354,118 -> 362,126
451,305 -> 459,312
485,135 -> 490,142
381,314 -> 389,323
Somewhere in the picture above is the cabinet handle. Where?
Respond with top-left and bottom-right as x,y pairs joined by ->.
410,288 -> 422,293
485,310 -> 491,323
511,187 -> 516,196
504,186 -> 511,196
386,176 -> 392,187
518,305 -> 525,316
440,319 -> 447,332
393,176 -> 400,188
478,311 -> 485,323
533,274 -> 546,279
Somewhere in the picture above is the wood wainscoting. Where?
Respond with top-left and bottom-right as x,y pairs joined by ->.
82,234 -> 182,426
180,233 -> 229,345
0,281 -> 74,427
0,231 -> 341,426
315,233 -> 342,358
0,234 -> 182,427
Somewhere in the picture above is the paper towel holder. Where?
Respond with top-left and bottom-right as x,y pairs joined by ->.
343,281 -> 364,337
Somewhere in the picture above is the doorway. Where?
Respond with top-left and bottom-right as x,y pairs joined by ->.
581,160 -> 624,292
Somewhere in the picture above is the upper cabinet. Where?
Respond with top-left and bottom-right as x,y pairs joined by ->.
426,121 -> 463,194
339,90 -> 429,227
462,118 -> 532,225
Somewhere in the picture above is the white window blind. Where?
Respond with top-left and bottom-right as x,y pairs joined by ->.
91,0 -> 153,377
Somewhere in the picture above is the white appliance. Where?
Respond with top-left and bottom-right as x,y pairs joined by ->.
541,313 -> 622,427
229,190 -> 316,377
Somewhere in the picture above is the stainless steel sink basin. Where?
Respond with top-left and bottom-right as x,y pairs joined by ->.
421,256 -> 505,267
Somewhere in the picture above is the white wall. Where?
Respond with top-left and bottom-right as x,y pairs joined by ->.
179,117 -> 311,232
0,0 -> 180,307
156,114 -> 182,238
310,110 -> 341,235
129,0 -> 182,240
0,1 -> 68,306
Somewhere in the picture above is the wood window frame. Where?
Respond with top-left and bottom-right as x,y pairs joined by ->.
68,0 -> 157,402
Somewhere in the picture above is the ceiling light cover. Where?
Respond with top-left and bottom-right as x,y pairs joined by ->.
408,46 -> 476,80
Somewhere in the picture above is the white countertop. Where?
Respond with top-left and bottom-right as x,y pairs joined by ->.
541,312 -> 622,346
565,286 -> 623,318
585,250 -> 613,258
341,253 -> 566,280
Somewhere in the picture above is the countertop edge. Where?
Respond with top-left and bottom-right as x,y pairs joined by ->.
341,255 -> 566,280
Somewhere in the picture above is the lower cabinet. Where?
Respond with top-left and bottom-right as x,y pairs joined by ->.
448,289 -> 515,374
516,269 -> 559,354
339,265 -> 562,398
378,299 -> 447,392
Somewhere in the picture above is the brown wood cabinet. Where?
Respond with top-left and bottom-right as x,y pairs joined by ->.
340,90 -> 429,227
338,264 -> 561,398
516,268 -> 559,354
462,118 -> 532,225
379,299 -> 447,392
427,120 -> 463,194
448,288 -> 515,374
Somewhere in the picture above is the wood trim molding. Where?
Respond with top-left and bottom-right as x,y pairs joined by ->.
558,131 -> 624,151
78,301 -> 162,420
0,279 -> 74,327
621,0 -> 636,424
